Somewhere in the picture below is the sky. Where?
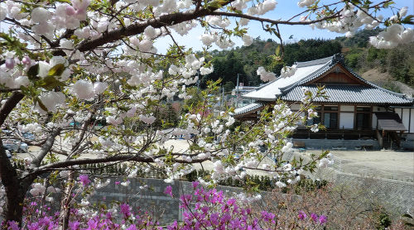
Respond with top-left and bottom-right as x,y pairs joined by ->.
1,1 -> 412,53
155,0 -> 414,52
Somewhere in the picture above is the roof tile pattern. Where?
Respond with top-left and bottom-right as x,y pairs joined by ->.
281,85 -> 412,105
242,54 -> 413,105
234,102 -> 265,116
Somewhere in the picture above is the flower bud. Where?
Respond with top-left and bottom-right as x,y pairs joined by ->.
5,58 -> 15,69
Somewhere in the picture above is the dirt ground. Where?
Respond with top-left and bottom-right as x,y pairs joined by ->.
326,149 -> 414,182
157,141 -> 414,182
26,140 -> 414,182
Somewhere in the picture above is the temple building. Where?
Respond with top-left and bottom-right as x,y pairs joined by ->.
234,54 -> 414,150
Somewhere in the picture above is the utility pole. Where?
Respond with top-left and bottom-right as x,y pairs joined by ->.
222,86 -> 225,109
236,73 -> 240,108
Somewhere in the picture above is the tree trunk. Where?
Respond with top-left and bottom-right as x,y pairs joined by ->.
0,144 -> 35,227
60,171 -> 75,230
3,181 -> 30,226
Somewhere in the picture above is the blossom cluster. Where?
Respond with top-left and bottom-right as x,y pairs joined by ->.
256,66 -> 276,82
304,3 -> 414,49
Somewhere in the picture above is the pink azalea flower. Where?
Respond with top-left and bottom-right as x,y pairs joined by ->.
164,185 -> 173,197
78,174 -> 90,186
310,213 -> 318,222
319,215 -> 328,224
298,210 -> 307,220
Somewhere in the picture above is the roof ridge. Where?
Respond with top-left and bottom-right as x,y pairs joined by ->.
295,56 -> 332,68
279,61 -> 332,93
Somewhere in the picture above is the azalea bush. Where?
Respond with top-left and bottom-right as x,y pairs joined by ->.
251,180 -> 409,229
4,179 -> 329,230
0,0 -> 413,228
166,181 -> 329,230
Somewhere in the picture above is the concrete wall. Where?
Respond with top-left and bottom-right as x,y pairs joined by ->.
89,178 -> 181,224
89,177 -> 245,225
315,170 -> 414,217
293,138 -> 380,150
335,173 -> 414,215
89,173 -> 413,224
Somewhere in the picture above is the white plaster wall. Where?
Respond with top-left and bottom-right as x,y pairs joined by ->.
290,104 -> 301,111
340,113 -> 354,129
411,110 -> 414,133
402,109 -> 410,132
395,108 -> 414,133
372,113 -> 377,130
341,105 -> 354,112
374,106 -> 387,112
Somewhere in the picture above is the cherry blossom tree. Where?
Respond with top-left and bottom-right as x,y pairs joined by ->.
0,0 -> 412,227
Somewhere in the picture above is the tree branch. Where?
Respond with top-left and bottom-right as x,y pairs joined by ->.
0,92 -> 24,127
30,153 -> 207,178
209,11 -> 341,26
77,1 -> 235,52
31,128 -> 62,167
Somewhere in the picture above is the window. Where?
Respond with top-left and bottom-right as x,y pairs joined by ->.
307,112 -> 321,126
307,105 -> 340,129
324,112 -> 338,129
324,106 -> 338,111
356,107 -> 371,112
356,107 -> 371,130
356,113 -> 370,130
322,106 -> 338,129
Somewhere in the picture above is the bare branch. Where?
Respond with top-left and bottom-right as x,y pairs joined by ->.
30,153 -> 208,178
0,92 -> 24,127
77,1 -> 235,52
31,128 -> 62,167
210,11 -> 341,26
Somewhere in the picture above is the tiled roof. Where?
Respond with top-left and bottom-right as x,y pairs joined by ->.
242,63 -> 328,101
234,102 -> 265,116
242,54 -> 413,106
375,112 -> 406,131
281,85 -> 413,105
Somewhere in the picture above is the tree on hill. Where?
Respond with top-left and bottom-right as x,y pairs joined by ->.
338,29 -> 414,87
203,38 -> 342,87
0,0 -> 412,228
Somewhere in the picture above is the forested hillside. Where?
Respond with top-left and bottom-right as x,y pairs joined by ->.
201,38 -> 342,89
203,29 -> 414,92
339,30 -> 414,88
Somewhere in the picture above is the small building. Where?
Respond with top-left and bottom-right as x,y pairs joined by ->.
232,85 -> 258,108
234,54 -> 414,150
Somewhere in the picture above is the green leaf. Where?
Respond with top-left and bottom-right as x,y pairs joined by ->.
38,76 -> 66,90
36,98 -> 48,112
0,32 -> 13,43
275,45 -> 281,56
402,15 -> 414,25
402,213 -> 413,219
27,64 -> 39,80
48,63 -> 66,77
383,1 -> 395,8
